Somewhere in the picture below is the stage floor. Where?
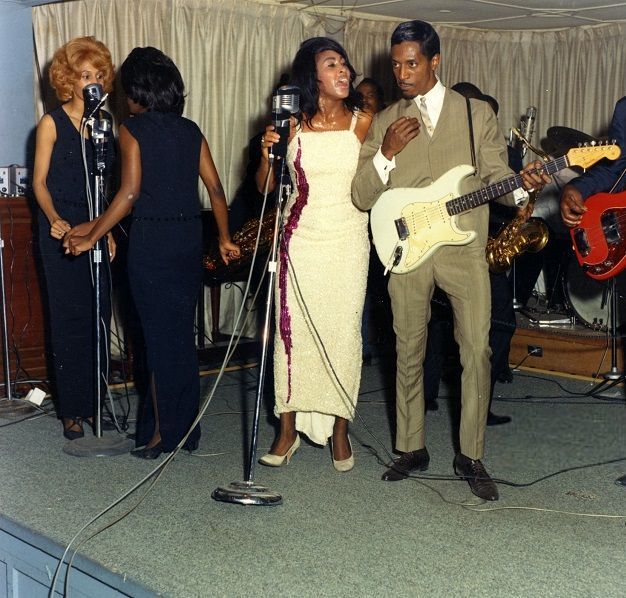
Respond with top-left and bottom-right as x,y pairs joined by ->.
1,359 -> 625,596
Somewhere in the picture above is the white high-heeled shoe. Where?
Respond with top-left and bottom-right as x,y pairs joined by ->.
258,435 -> 300,467
331,436 -> 354,472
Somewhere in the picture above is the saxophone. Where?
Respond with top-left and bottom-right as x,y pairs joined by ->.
203,208 -> 276,279
486,209 -> 549,274
486,121 -> 549,274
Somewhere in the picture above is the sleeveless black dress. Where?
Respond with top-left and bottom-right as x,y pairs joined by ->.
38,106 -> 112,420
123,112 -> 203,452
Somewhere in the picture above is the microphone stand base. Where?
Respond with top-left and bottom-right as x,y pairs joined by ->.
63,435 -> 134,457
0,399 -> 38,418
212,481 -> 282,506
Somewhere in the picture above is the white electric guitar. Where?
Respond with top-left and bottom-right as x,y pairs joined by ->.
370,144 -> 621,274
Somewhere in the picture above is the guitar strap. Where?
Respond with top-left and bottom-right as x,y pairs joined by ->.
608,166 -> 626,194
465,97 -> 477,175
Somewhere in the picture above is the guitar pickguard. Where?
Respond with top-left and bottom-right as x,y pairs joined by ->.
401,197 -> 471,270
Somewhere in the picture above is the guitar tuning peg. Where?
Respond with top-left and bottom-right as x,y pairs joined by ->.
591,140 -> 596,146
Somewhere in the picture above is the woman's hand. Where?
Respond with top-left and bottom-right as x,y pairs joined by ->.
107,232 -> 117,262
49,217 -> 71,240
66,220 -> 95,239
64,234 -> 94,256
219,239 -> 241,265
260,124 -> 281,161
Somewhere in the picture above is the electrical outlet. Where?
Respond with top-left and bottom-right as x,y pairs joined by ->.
527,344 -> 543,357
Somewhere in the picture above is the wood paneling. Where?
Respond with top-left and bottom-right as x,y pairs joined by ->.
0,197 -> 47,386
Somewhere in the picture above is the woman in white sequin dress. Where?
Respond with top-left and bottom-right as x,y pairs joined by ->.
255,38 -> 372,471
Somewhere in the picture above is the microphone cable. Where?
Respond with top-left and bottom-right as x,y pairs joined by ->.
49,149 -> 284,596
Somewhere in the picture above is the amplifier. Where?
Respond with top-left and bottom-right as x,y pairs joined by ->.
9,166 -> 28,196
0,167 -> 9,196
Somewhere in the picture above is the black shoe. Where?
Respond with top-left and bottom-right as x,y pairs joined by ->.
496,368 -> 514,383
453,453 -> 499,501
183,439 -> 199,453
131,443 -> 164,460
382,448 -> 430,481
62,418 -> 84,440
487,411 -> 512,426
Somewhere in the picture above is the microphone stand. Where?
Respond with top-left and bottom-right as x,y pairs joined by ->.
212,153 -> 288,506
64,115 -> 133,457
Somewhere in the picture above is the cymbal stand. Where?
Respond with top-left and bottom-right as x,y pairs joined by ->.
64,116 -> 132,457
212,154 -> 287,506
587,276 -> 625,397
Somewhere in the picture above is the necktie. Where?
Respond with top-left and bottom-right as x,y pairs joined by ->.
419,97 -> 434,137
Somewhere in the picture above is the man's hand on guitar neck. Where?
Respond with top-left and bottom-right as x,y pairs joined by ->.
381,116 -> 421,160
520,159 -> 551,195
560,184 -> 587,227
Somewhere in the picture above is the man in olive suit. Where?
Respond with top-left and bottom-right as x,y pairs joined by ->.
352,20 -> 549,500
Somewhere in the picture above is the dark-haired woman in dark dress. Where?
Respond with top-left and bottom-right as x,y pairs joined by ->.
66,47 -> 239,458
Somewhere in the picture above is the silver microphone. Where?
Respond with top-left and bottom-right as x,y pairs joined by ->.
270,85 -> 300,160
82,83 -> 109,120
519,106 -> 537,157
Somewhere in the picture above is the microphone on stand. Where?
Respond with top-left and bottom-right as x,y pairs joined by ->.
82,83 -> 111,173
519,106 -> 537,158
82,83 -> 108,120
269,85 -> 300,161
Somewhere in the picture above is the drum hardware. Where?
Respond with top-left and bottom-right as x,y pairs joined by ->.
585,275 -> 625,396
563,253 -> 626,331
542,126 -> 598,157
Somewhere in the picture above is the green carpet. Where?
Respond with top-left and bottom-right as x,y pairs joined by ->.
0,362 -> 624,597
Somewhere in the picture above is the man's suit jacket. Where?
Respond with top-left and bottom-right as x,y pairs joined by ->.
352,88 -> 517,249
571,96 -> 626,199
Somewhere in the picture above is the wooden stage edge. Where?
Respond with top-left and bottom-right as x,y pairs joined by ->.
510,311 -> 625,381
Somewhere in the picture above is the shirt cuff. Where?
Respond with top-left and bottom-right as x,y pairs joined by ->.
373,148 -> 396,184
512,187 -> 529,206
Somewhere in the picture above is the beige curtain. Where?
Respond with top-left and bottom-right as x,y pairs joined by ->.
32,0 -> 325,339
345,19 -> 626,154
33,1 -> 626,341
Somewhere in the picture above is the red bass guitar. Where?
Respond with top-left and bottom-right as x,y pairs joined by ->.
571,190 -> 626,280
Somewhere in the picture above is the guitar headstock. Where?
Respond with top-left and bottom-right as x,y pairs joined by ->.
566,142 -> 621,170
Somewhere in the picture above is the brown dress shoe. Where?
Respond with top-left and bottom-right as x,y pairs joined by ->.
382,448 -> 430,481
454,453 -> 499,501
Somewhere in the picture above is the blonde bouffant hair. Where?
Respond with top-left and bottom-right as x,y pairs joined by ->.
49,36 -> 114,101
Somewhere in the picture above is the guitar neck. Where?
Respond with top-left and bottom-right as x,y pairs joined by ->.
446,155 -> 568,216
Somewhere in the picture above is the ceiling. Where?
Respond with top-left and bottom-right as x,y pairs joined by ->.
10,0 -> 626,30
280,0 -> 626,30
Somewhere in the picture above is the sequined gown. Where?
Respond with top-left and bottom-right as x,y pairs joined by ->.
274,113 -> 369,445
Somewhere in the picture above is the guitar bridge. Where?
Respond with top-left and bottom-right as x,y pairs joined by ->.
394,217 -> 409,241
572,228 -> 590,257
601,210 -> 621,246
